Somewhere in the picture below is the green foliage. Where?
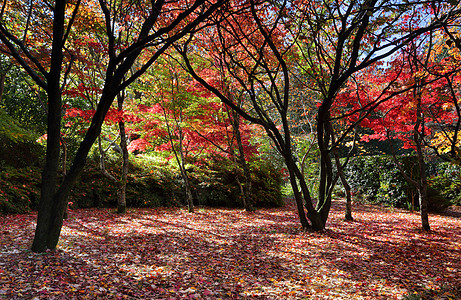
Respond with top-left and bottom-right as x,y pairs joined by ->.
189,156 -> 284,208
0,142 -> 284,214
344,156 -> 381,202
0,166 -> 41,214
344,155 -> 446,210
250,159 -> 284,207
375,156 -> 419,209
344,155 -> 452,211
0,109 -> 44,168
428,162 -> 461,206
68,163 -> 118,208
0,56 -> 47,133
125,162 -> 182,208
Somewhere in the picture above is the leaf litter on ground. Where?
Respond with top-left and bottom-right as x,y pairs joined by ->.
0,199 -> 460,299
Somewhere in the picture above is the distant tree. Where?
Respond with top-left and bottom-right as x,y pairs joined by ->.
179,0 -> 461,230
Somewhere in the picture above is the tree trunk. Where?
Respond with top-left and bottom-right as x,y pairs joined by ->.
331,134 -> 354,221
163,105 -> 194,213
178,126 -> 194,213
285,155 -> 324,231
117,92 -> 128,214
317,116 -> 334,224
415,106 -> 430,231
232,110 -> 252,211
31,0 -> 66,252
335,157 -> 353,221
31,88 -> 62,252
344,181 -> 353,221
44,93 -> 116,250
61,135 -> 69,219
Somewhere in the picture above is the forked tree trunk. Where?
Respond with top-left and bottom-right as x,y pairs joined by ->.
163,105 -> 194,213
334,151 -> 353,221
285,155 -> 325,231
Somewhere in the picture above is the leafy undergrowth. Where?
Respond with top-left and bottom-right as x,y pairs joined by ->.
1,200 -> 460,299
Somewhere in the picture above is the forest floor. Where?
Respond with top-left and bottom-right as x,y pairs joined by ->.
0,199 -> 460,299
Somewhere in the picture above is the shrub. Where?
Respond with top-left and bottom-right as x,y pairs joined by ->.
344,155 -> 381,202
188,157 -> 284,208
250,159 -> 284,207
0,109 -> 44,169
0,166 -> 41,214
1,147 -> 284,214
344,155 -> 449,211
428,162 -> 461,206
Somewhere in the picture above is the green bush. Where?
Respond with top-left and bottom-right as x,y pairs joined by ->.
428,162 -> 461,206
376,156 -> 418,209
344,155 -> 450,211
345,155 -> 452,212
0,109 -> 44,169
344,156 -> 380,202
250,159 -> 284,207
189,157 -> 284,208
0,166 -> 41,214
1,148 -> 284,214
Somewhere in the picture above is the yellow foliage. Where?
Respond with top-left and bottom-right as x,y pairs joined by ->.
431,131 -> 461,153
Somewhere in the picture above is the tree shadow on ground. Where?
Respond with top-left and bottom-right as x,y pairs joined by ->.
1,201 -> 460,299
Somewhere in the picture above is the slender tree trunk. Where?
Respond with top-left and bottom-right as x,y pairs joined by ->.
163,105 -> 194,213
232,110 -> 252,211
61,135 -> 69,219
333,151 -> 353,221
331,131 -> 355,221
176,129 -> 194,213
117,92 -> 128,214
98,136 -> 117,181
183,169 -> 194,213
343,177 -> 353,221
415,101 -> 430,231
285,158 -> 310,230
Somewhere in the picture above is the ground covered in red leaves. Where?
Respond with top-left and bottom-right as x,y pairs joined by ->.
1,200 -> 460,299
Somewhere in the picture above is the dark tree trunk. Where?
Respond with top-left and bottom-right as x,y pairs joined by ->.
285,155 -> 325,231
415,100 -> 430,231
31,0 -> 66,252
45,86 -> 118,249
316,106 -> 335,225
31,88 -> 62,252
